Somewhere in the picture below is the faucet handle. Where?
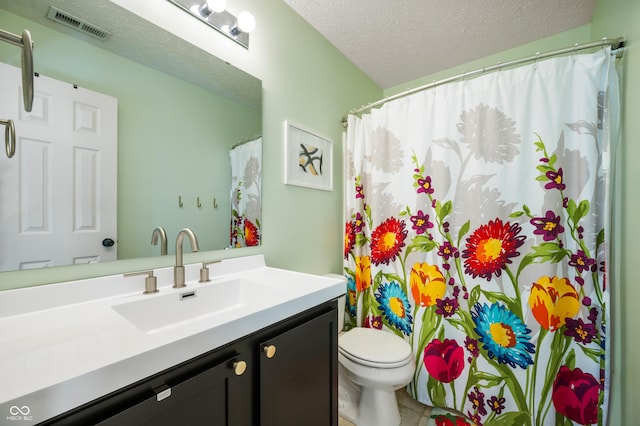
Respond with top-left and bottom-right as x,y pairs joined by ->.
199,260 -> 222,283
124,270 -> 159,294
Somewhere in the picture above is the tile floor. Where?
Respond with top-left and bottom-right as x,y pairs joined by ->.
338,389 -> 434,426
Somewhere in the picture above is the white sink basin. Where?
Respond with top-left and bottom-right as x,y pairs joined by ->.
112,278 -> 278,334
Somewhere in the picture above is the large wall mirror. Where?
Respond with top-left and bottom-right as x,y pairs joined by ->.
0,0 -> 262,273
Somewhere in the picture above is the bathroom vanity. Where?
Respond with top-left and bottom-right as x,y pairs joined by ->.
0,255 -> 343,425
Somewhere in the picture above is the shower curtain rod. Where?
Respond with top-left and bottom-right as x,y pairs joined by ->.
230,134 -> 261,149
341,37 -> 625,126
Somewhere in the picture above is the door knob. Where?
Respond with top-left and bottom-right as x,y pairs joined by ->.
233,360 -> 247,376
263,345 -> 277,359
102,238 -> 115,247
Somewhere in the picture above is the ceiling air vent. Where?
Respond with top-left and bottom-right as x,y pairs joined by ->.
46,6 -> 112,41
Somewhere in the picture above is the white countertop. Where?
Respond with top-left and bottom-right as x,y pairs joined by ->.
0,255 -> 345,423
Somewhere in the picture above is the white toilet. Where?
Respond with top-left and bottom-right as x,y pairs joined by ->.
334,291 -> 415,426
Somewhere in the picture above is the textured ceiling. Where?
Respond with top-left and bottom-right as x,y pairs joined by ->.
0,0 -> 261,108
283,0 -> 598,89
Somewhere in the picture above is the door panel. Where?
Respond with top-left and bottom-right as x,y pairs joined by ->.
0,63 -> 117,270
258,309 -> 338,426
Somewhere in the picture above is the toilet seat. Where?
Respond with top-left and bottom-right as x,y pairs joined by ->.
338,327 -> 412,368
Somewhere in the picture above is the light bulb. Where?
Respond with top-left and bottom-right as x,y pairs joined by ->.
207,0 -> 226,13
195,0 -> 226,17
237,11 -> 255,33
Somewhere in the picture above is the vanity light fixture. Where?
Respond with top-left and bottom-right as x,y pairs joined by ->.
192,0 -> 226,18
167,0 -> 255,49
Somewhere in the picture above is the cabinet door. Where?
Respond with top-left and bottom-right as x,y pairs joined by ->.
258,309 -> 337,426
97,355 -> 249,426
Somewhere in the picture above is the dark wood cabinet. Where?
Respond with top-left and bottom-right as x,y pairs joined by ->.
40,299 -> 338,426
258,309 -> 338,426
97,352 -> 248,426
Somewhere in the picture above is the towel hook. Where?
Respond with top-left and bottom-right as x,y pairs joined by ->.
0,119 -> 16,158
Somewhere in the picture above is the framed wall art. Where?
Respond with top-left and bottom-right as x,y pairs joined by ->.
283,121 -> 333,191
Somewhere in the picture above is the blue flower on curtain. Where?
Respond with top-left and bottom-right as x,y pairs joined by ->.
375,281 -> 413,335
471,302 -> 535,369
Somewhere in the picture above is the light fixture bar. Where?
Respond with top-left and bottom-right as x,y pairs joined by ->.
167,0 -> 251,48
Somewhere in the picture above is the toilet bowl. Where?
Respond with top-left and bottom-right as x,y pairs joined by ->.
325,274 -> 415,426
337,327 -> 415,426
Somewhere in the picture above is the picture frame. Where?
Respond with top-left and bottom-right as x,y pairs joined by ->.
283,121 -> 333,191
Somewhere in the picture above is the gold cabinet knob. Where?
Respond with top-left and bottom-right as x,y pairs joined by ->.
263,344 -> 277,359
233,360 -> 247,376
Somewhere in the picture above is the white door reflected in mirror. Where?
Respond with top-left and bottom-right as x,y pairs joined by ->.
0,62 -> 117,271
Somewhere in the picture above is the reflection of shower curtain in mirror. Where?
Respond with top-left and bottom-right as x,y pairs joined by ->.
344,48 -> 620,425
230,137 -> 262,247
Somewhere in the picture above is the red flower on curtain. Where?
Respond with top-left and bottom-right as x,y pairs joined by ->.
423,339 -> 464,383
370,217 -> 408,265
244,219 -> 260,246
462,218 -> 525,281
433,413 -> 473,426
344,221 -> 356,258
552,366 -> 599,425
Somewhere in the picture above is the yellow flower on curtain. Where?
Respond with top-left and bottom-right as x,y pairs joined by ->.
410,262 -> 446,307
355,256 -> 372,291
528,276 -> 580,331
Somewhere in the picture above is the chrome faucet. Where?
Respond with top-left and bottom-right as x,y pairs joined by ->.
174,228 -> 199,288
151,226 -> 168,255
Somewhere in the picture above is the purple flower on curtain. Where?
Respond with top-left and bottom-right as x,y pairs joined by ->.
569,250 -> 596,273
471,303 -> 535,369
438,241 -> 458,260
423,339 -> 464,383
354,212 -> 364,232
466,411 -> 483,426
370,217 -> 408,265
564,317 -> 598,344
530,210 -> 565,241
435,297 -> 459,317
487,395 -> 506,415
462,218 -> 525,281
363,314 -> 383,329
464,336 -> 480,359
467,386 -> 487,416
417,175 -> 435,195
375,282 -> 413,335
552,366 -> 599,425
545,167 -> 566,190
410,210 -> 434,234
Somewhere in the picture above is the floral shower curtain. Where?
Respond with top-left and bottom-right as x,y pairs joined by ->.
343,49 -> 620,426
230,137 -> 262,247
